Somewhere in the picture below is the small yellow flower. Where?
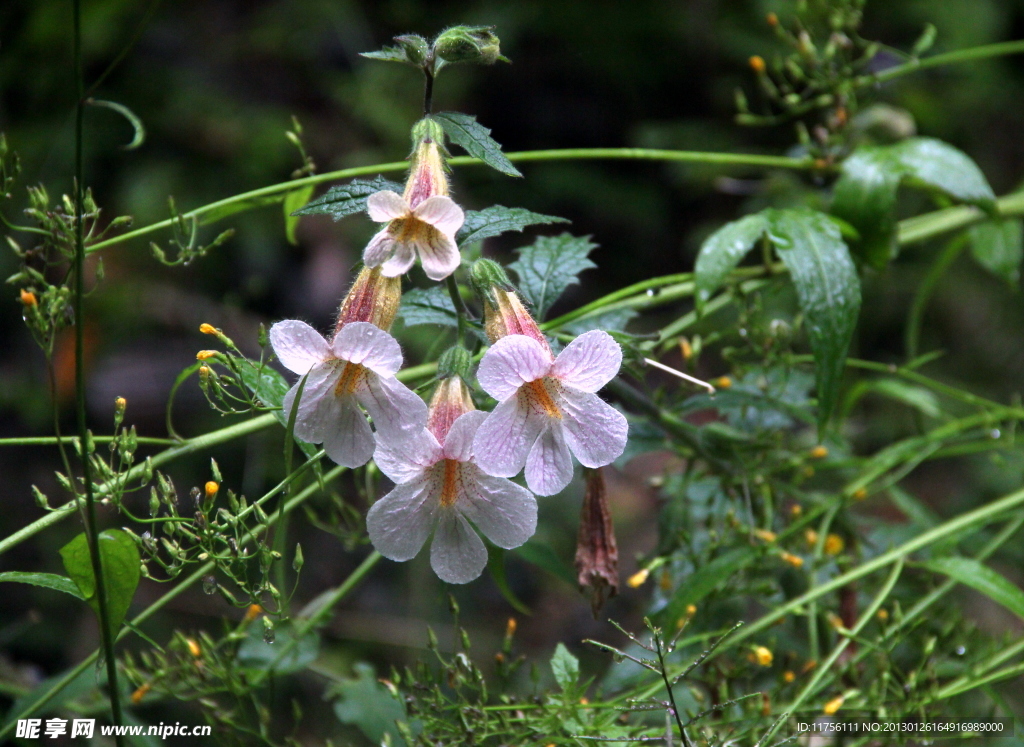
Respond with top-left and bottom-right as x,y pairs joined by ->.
789,504 -> 802,517
196,350 -> 218,361
243,604 -> 263,623
809,445 -> 828,459
824,533 -> 845,555
753,528 -> 777,543
679,338 -> 693,361
852,487 -> 868,501
780,552 -> 803,568
506,617 -> 517,637
130,682 -> 151,704
627,569 -> 650,588
185,638 -> 201,658
20,289 -> 37,307
198,365 -> 210,378
714,376 -> 733,389
805,529 -> 819,548
823,695 -> 844,715
204,481 -> 219,499
749,55 -> 767,74
783,670 -> 796,683
579,697 -> 589,705
751,646 -> 773,667
877,608 -> 889,622
199,323 -> 219,335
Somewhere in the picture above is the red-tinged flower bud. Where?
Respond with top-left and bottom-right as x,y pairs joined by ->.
403,118 -> 450,209
427,372 -> 475,443
575,467 -> 618,617
470,259 -> 549,352
335,266 -> 402,333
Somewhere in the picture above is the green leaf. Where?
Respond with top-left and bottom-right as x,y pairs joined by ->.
893,137 -> 996,210
968,218 -> 1023,287
830,148 -> 902,270
661,548 -> 756,625
487,546 -> 531,615
360,44 -> 417,66
396,286 -> 459,328
550,643 -> 580,691
0,666 -> 97,733
693,213 -> 770,310
59,529 -> 141,635
514,541 -> 577,587
767,208 -> 861,429
921,557 -> 1024,621
292,176 -> 405,220
562,308 -> 638,335
0,571 -> 84,599
237,620 -> 320,674
457,205 -> 569,247
509,233 -> 598,318
283,185 -> 315,245
433,112 -> 522,177
331,662 -> 409,746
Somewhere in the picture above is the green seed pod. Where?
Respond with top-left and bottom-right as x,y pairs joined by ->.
433,25 -> 504,66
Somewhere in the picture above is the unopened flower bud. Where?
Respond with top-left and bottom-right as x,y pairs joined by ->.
395,34 -> 429,66
627,568 -> 649,588
749,55 -> 767,74
824,533 -> 844,555
20,289 -> 37,307
434,25 -> 505,66
751,645 -> 773,667
427,374 -> 475,444
575,467 -> 618,617
243,604 -> 263,622
823,695 -> 844,715
334,266 -> 402,333
204,481 -> 219,500
115,396 -> 127,415
810,445 -> 828,459
404,119 -> 450,208
471,259 -> 548,349
437,345 -> 472,381
196,350 -> 218,361
199,323 -> 219,335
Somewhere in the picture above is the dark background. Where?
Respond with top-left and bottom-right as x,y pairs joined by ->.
2,0 -> 1023,742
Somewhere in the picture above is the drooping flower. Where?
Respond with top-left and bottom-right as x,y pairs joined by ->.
269,320 -> 426,468
472,330 -> 628,496
363,118 -> 465,281
367,365 -> 537,584
575,466 -> 618,617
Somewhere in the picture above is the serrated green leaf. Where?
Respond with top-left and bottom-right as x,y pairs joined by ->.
661,548 -> 755,626
433,111 -> 521,177
509,233 -> 597,318
551,643 -> 580,691
0,571 -> 84,599
766,208 -> 861,430
893,137 -> 995,210
968,218 -> 1022,287
830,147 -> 902,270
921,556 -> 1024,621
359,45 -> 415,65
293,176 -> 405,220
397,286 -> 459,328
693,213 -> 770,310
283,185 -> 315,245
457,205 -> 569,246
59,529 -> 140,635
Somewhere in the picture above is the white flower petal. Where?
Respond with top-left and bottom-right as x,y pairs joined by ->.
459,464 -> 537,549
367,190 -> 409,223
363,227 -> 396,268
331,321 -> 403,376
412,196 -> 465,236
472,394 -> 546,478
551,330 -> 622,393
321,396 -> 376,468
442,410 -> 488,462
430,510 -> 487,584
380,241 -> 417,277
357,372 -> 428,439
374,426 -> 441,484
280,364 -> 341,444
269,320 -> 330,374
559,388 -> 629,468
524,424 -> 574,496
415,227 -> 461,281
366,476 -> 437,561
476,335 -> 553,401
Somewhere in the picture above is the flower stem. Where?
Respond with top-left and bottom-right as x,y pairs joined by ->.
446,275 -> 470,345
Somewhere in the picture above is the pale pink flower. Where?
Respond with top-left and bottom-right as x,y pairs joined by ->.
473,331 -> 628,496
269,320 -> 427,468
363,191 -> 465,281
367,379 -> 538,584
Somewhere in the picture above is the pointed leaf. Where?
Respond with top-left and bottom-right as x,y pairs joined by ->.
766,208 -> 861,429
694,212 -> 770,310
283,185 -> 315,245
292,176 -> 405,220
0,571 -> 84,599
830,147 -> 903,270
433,111 -> 522,177
457,205 -> 569,247
893,137 -> 996,210
968,218 -> 1022,287
59,529 -> 141,635
396,286 -> 459,328
921,557 -> 1024,621
360,45 -> 416,65
487,546 -> 531,615
514,541 -> 576,587
509,233 -> 597,318
551,643 -> 580,691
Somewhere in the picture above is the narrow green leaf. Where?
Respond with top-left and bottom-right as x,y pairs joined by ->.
893,137 -> 996,210
59,529 -> 141,635
283,185 -> 315,245
433,111 -> 522,177
693,212 -> 770,310
293,176 -> 405,220
0,571 -> 84,599
87,99 -> 146,150
550,643 -> 580,691
921,556 -> 1024,621
508,233 -> 598,318
514,541 -> 577,587
487,546 -> 531,615
457,205 -> 569,247
767,208 -> 861,429
661,548 -> 755,626
968,218 -> 1023,287
830,148 -> 902,270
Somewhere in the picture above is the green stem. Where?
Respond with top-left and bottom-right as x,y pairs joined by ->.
898,191 -> 1024,246
72,0 -> 124,736
866,39 -> 1024,86
445,275 -> 469,345
905,235 -> 968,360
0,436 -> 177,447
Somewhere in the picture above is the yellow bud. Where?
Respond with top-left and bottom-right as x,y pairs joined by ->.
579,697 -> 589,705
753,528 -> 777,543
823,695 -> 844,715
802,659 -> 818,673
199,323 -> 219,335
751,646 -> 773,667
196,350 -> 218,361
186,638 -> 201,658
809,445 -> 828,459
199,365 -> 210,378
824,533 -> 845,555
205,481 -> 219,499
789,504 -> 802,517
627,569 -> 650,588
852,487 -> 868,501
494,652 -> 505,664
805,529 -> 819,548
243,604 -> 263,623
749,56 -> 767,74
783,670 -> 796,683
766,12 -> 778,27
130,682 -> 151,704
877,608 -> 889,622
506,617 -> 517,637
679,337 -> 693,361
686,604 -> 697,616
780,552 -> 803,568
714,376 -> 733,389
20,289 -> 37,307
